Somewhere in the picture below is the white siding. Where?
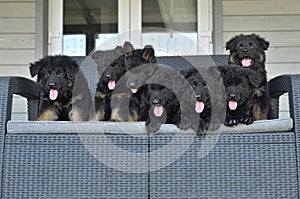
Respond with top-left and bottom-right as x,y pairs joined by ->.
0,1 -> 36,120
222,0 -> 300,118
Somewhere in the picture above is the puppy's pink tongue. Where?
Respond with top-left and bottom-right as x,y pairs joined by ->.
229,100 -> 238,110
241,58 -> 252,67
108,80 -> 116,90
49,89 -> 58,101
195,101 -> 204,113
154,105 -> 164,117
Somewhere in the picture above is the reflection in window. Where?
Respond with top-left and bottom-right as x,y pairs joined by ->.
63,0 -> 118,55
63,34 -> 86,56
142,0 -> 197,32
142,0 -> 198,56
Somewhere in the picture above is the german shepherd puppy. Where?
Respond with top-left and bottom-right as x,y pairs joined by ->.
109,43 -> 156,122
219,65 -> 261,126
226,33 -> 271,120
30,55 -> 91,121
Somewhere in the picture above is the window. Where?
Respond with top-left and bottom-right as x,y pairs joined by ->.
49,0 -> 213,56
142,0 -> 198,56
63,0 -> 118,55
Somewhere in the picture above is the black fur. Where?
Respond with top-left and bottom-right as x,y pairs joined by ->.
226,33 -> 272,120
111,43 -> 156,122
179,66 -> 224,135
180,67 -> 212,135
92,45 -> 126,121
145,84 -> 181,133
219,65 -> 258,126
29,55 -> 91,121
93,41 -> 157,122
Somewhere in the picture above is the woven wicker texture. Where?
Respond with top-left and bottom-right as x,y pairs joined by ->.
1,56 -> 299,198
150,135 -> 297,198
3,134 -> 148,198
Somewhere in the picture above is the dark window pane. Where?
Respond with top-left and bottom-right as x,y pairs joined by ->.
142,0 -> 197,32
63,0 -> 118,55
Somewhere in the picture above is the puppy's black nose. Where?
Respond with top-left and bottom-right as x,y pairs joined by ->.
129,82 -> 135,87
243,48 -> 249,53
48,82 -> 55,88
230,93 -> 236,98
105,74 -> 111,79
195,94 -> 202,100
152,99 -> 160,105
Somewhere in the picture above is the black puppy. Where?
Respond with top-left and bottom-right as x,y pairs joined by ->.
180,67 -> 211,135
145,84 -> 181,133
108,43 -> 156,122
30,55 -> 91,121
180,66 -> 224,135
92,42 -> 156,122
125,44 -> 156,93
92,44 -> 126,121
125,63 -> 178,125
124,64 -> 158,122
226,33 -> 271,120
219,65 -> 261,126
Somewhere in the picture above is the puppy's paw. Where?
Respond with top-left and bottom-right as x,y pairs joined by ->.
146,119 -> 161,134
225,117 -> 238,126
179,116 -> 191,130
240,116 -> 254,124
190,119 -> 207,137
196,126 -> 208,137
207,118 -> 221,132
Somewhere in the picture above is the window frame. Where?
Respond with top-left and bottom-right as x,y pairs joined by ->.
45,0 -> 220,55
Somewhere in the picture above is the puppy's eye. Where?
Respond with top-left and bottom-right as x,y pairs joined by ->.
238,43 -> 243,49
56,71 -> 62,75
249,42 -> 255,48
225,79 -> 232,86
46,71 -> 51,76
236,81 -> 242,87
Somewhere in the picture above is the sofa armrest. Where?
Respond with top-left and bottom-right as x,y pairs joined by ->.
268,74 -> 300,123
0,76 -> 40,124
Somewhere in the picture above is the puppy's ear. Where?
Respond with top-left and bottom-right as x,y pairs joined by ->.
217,65 -> 227,76
259,37 -> 270,51
225,36 -> 239,51
115,45 -> 124,55
147,64 -> 159,77
29,61 -> 43,77
142,45 -> 156,63
91,50 -> 104,60
65,61 -> 79,80
247,72 -> 261,88
123,41 -> 134,56
251,34 -> 269,51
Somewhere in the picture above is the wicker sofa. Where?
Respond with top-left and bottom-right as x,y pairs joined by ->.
0,55 -> 299,198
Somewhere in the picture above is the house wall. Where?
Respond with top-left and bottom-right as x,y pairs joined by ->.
0,0 -> 36,120
222,0 -> 300,118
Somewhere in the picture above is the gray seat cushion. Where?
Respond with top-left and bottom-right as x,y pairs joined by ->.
7,118 -> 293,134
